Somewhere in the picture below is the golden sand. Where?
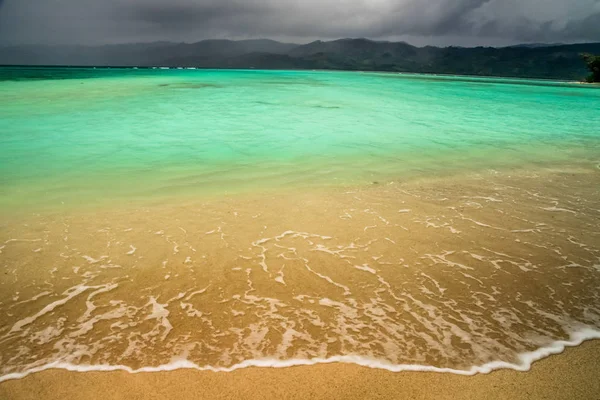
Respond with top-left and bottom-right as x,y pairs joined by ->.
1,339 -> 599,400
1,167 -> 599,384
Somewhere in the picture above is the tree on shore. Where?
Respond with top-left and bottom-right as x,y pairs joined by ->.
581,54 -> 600,83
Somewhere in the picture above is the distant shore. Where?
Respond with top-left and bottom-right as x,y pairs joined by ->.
0,64 -> 597,85
1,39 -> 599,81
1,340 -> 599,400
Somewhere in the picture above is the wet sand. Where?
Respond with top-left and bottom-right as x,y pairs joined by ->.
1,339 -> 599,400
1,167 -> 600,379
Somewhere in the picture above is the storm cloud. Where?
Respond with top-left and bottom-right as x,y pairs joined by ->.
0,0 -> 599,46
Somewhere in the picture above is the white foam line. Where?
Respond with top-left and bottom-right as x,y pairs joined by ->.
461,217 -> 504,230
4,239 -> 42,244
7,285 -> 94,334
1,329 -> 599,383
82,255 -> 108,264
462,196 -> 503,203
541,206 -> 577,215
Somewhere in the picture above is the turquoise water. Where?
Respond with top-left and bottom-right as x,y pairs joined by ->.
1,67 -> 599,211
2,67 -> 600,380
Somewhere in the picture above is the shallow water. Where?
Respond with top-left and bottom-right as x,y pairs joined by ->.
1,67 -> 599,211
1,68 -> 600,380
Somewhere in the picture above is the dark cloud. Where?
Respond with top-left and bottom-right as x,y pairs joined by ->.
422,0 -> 495,35
127,1 -> 269,29
563,12 -> 600,39
0,0 -> 599,46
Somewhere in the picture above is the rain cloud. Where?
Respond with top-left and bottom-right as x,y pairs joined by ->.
0,0 -> 599,46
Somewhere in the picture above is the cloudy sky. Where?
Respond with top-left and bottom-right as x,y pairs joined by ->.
0,0 -> 599,47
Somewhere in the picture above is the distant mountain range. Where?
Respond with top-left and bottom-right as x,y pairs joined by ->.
2,38 -> 599,80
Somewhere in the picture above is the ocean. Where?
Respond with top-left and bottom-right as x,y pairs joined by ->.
1,67 -> 599,381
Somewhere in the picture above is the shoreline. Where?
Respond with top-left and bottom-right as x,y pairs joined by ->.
2,339 -> 599,400
2,167 -> 599,385
2,328 -> 600,384
2,68 -> 599,400
2,159 -> 597,220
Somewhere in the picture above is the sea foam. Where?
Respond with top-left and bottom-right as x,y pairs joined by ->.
1,328 -> 599,384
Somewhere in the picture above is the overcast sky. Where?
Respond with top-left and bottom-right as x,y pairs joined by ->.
0,0 -> 599,47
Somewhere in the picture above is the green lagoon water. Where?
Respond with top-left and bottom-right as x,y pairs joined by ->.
1,67 -> 599,211
2,67 -> 600,379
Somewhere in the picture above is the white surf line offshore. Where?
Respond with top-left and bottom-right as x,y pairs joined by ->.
1,328 -> 600,383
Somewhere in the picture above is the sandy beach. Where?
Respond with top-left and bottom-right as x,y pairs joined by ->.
1,340 -> 598,400
2,169 -> 600,396
2,69 -> 599,400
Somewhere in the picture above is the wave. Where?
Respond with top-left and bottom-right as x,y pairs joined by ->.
2,327 -> 599,384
